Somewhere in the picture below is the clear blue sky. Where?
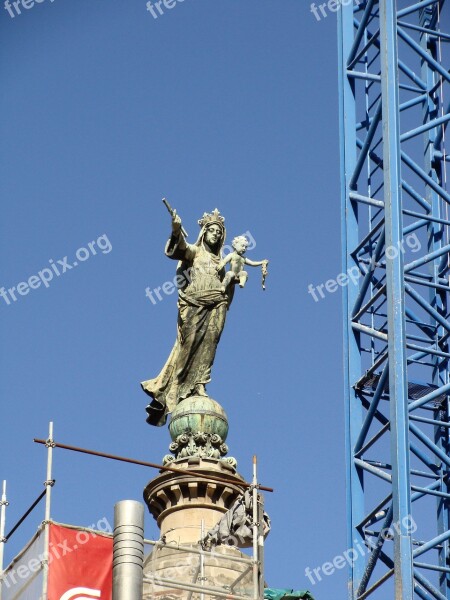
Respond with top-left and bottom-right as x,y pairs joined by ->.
0,1 -> 345,597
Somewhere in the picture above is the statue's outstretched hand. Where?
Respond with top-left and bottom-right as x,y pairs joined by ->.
172,210 -> 182,233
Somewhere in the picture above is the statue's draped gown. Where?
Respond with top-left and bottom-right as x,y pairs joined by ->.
141,225 -> 230,426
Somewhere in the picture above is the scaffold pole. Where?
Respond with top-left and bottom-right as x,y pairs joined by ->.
252,456 -> 259,600
0,480 -> 8,600
42,421 -> 54,600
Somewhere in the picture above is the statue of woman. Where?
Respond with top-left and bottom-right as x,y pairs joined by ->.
141,208 -> 230,426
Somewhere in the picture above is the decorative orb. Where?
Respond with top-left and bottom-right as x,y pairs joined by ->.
169,395 -> 229,442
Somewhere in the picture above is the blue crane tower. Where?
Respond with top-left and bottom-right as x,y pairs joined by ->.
339,0 -> 450,598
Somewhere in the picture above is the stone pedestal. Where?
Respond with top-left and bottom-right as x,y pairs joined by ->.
142,457 -> 254,600
142,394 -> 256,600
144,457 -> 244,544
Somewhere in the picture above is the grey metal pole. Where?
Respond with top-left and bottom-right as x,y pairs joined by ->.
252,456 -> 259,600
42,421 -> 54,600
0,480 -> 8,600
113,500 -> 145,600
200,519 -> 205,600
257,488 -> 265,600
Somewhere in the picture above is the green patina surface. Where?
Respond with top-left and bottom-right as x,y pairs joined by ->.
169,395 -> 229,441
264,589 -> 315,600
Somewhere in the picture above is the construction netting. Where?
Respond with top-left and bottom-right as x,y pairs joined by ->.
1,525 -> 45,600
0,521 -> 113,599
143,542 -> 255,600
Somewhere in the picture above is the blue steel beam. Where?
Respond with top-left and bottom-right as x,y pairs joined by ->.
339,1 -> 366,595
420,11 -> 450,594
379,0 -> 414,592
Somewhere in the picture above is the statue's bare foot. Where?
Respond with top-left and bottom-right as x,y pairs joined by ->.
195,384 -> 207,396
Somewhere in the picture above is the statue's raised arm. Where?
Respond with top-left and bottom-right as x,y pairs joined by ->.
163,206 -> 195,262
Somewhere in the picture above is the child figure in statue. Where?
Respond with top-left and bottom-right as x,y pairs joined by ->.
217,235 -> 269,292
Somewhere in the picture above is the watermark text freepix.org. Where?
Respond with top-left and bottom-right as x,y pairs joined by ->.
1,517 -> 112,589
146,0 -> 186,19
1,234 -> 112,306
305,514 -> 417,585
4,0 -> 56,18
307,232 -> 421,303
310,0 -> 360,21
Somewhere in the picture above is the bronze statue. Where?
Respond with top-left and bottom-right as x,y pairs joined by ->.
141,206 -> 268,427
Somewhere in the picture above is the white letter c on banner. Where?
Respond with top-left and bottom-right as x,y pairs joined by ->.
60,588 -> 101,600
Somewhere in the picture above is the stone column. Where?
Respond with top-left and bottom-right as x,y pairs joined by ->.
142,398 -> 254,600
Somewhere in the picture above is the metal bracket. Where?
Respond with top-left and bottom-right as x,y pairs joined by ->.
43,479 -> 55,488
45,438 -> 56,448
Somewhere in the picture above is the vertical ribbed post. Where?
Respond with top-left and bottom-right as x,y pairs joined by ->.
113,500 -> 144,600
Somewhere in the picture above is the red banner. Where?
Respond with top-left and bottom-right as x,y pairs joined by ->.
48,523 -> 112,600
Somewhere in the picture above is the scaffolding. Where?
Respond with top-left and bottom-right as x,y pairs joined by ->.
0,423 -> 54,600
141,458 -> 265,600
143,537 -> 257,600
0,423 -> 267,600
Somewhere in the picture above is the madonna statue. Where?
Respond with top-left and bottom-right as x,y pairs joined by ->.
141,208 -> 231,426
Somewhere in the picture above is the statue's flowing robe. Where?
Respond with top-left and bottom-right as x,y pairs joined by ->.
141,230 -> 229,426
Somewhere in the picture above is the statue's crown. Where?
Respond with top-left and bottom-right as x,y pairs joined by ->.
198,208 -> 225,228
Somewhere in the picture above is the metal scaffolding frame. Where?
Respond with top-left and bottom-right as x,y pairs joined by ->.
339,0 -> 450,598
0,422 -> 54,600
0,481 -> 8,600
141,458 -> 265,600
1,424 -> 266,600
142,539 -> 257,600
